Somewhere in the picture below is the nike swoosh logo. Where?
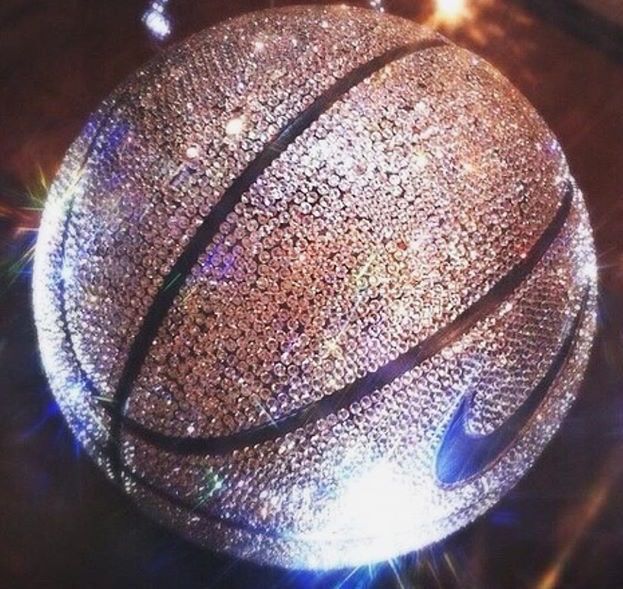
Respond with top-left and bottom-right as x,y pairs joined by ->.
434,285 -> 590,486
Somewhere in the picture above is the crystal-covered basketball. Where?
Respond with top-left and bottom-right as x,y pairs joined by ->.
33,5 -> 597,569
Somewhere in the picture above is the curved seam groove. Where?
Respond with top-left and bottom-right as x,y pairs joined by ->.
115,185 -> 575,455
106,37 -> 447,477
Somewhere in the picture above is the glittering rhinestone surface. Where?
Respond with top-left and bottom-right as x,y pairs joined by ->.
33,5 -> 597,570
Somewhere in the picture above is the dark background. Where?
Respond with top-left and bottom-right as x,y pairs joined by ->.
1,1 -> 623,587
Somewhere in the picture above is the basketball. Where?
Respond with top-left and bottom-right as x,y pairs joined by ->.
33,5 -> 597,569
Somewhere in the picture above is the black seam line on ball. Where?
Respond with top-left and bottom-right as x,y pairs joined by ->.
57,99 -> 128,398
110,184 -> 574,456
119,466 -> 281,537
89,436 -> 277,535
119,284 -> 590,537
105,37 -> 448,476
435,282 -> 590,486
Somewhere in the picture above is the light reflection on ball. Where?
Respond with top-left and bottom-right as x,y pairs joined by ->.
33,6 -> 596,569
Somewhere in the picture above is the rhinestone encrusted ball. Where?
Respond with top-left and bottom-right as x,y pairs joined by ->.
33,5 -> 597,570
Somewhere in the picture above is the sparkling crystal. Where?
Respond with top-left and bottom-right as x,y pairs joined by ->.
33,5 -> 597,570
